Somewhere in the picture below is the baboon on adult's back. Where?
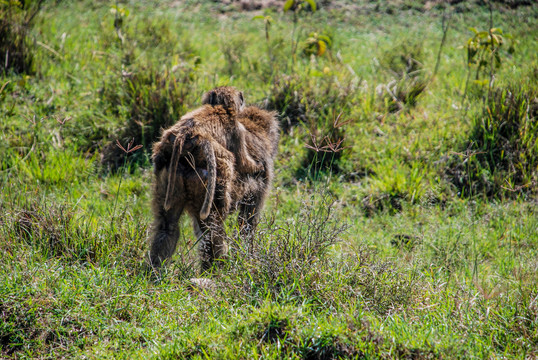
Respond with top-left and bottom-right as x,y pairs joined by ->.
149,87 -> 279,272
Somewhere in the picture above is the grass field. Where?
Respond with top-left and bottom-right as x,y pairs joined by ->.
1,0 -> 537,358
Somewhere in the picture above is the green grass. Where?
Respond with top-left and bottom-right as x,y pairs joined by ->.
1,0 -> 537,358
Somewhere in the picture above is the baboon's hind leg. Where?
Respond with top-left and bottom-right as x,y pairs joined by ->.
238,191 -> 266,239
193,214 -> 228,273
149,178 -> 185,268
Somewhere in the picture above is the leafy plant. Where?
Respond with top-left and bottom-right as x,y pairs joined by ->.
461,25 -> 515,105
283,0 -> 317,69
110,3 -> 129,45
302,32 -> 332,57
283,0 -> 317,13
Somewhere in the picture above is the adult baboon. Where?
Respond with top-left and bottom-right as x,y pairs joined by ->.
149,87 -> 279,272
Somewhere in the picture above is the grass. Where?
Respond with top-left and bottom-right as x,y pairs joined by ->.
1,0 -> 537,358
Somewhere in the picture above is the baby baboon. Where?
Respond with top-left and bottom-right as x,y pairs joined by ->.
201,86 -> 260,177
149,87 -> 279,272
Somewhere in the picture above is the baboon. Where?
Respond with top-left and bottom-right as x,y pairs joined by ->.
233,106 -> 280,236
149,87 -> 279,272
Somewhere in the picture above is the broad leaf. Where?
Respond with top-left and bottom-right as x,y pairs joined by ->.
283,0 -> 294,12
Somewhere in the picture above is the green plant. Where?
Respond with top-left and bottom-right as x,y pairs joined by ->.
110,3 -> 129,45
99,64 -> 197,171
0,0 -> 44,74
378,40 -> 428,113
264,74 -> 307,132
283,0 -> 317,69
303,110 -> 349,176
461,25 -> 515,105
446,85 -> 538,198
302,32 -> 332,57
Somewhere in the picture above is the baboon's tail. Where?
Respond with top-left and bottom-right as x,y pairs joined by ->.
164,135 -> 184,211
199,139 -> 216,220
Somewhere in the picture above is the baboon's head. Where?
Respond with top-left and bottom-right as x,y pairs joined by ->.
202,86 -> 244,114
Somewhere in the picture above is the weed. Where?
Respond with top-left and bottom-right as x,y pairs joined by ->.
0,0 -> 44,75
219,194 -> 418,315
301,32 -> 332,57
446,85 -> 538,198
282,0 -> 319,72
265,74 -> 307,132
461,23 -> 515,105
302,110 -> 349,175
377,40 -> 428,113
265,71 -> 356,174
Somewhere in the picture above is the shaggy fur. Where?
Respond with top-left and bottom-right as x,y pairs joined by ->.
149,87 -> 279,272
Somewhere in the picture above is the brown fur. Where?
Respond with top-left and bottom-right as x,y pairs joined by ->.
232,106 -> 280,236
149,88 -> 279,272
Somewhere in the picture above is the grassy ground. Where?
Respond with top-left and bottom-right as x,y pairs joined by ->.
1,0 -> 537,358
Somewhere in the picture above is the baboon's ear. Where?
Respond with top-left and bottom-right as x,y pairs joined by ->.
201,90 -> 214,106
239,91 -> 245,109
202,90 -> 218,106
168,133 -> 176,143
210,91 -> 217,106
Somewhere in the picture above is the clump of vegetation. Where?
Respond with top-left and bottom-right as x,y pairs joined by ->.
301,31 -> 332,57
220,196 -> 418,314
461,25 -> 515,103
0,0 -> 43,74
446,85 -> 538,198
265,71 -> 356,175
264,74 -> 307,132
377,40 -> 428,113
302,110 -> 349,175
99,65 -> 197,170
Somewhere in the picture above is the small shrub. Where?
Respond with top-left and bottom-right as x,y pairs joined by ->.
0,0 -> 44,74
445,85 -> 538,198
220,195 -> 418,314
301,32 -> 332,57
